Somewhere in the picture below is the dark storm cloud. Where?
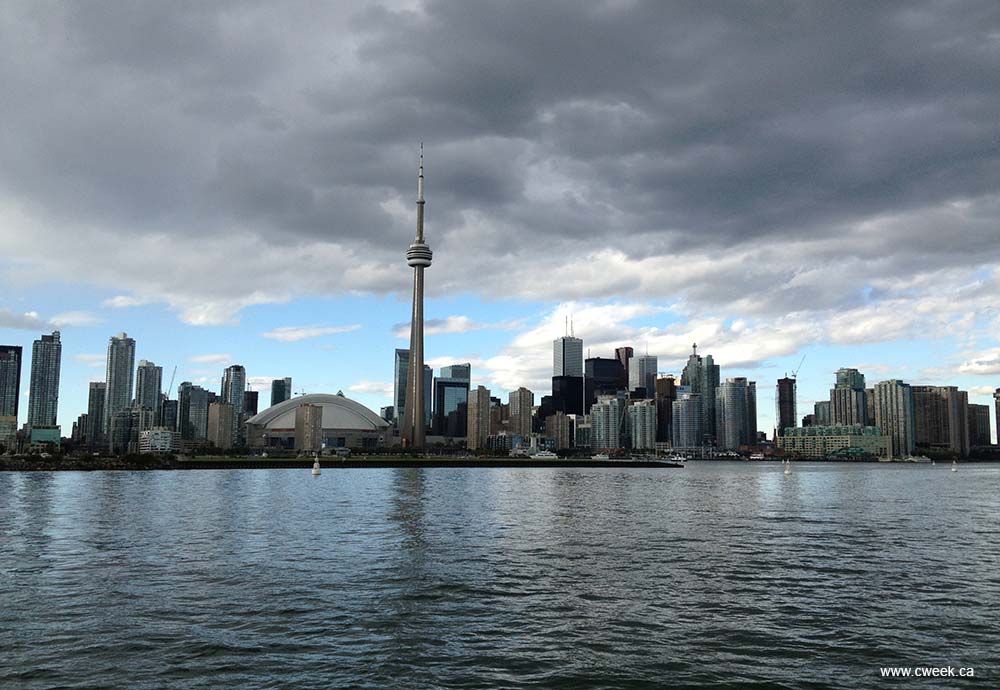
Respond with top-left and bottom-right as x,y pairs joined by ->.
1,0 -> 999,321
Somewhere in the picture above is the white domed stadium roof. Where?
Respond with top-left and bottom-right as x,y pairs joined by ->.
246,393 -> 389,431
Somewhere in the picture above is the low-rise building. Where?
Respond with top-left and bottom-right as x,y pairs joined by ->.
777,425 -> 888,459
139,427 -> 181,454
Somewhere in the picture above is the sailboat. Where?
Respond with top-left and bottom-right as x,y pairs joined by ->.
951,459 -> 957,473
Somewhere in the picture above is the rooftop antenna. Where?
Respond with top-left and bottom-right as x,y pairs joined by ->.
564,315 -> 568,336
570,315 -> 575,337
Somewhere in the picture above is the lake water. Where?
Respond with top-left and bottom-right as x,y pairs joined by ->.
2,462 -> 998,689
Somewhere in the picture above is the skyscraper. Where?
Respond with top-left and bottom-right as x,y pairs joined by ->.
830,368 -> 866,426
509,387 -> 534,439
554,333 -> 584,377
135,360 -> 162,415
27,331 -> 61,429
244,390 -> 259,418
221,365 -> 247,446
968,404 -> 990,447
270,377 -> 292,407
814,400 -> 832,425
628,400 -> 657,450
872,380 -> 915,458
680,344 -> 720,445
654,376 -> 676,443
433,364 -> 470,437
178,382 -> 211,441
715,378 -> 756,450
104,332 -> 136,432
86,382 -> 106,447
591,395 -> 624,451
0,345 -> 22,419
672,393 -> 702,449
393,348 -> 409,421
401,147 -> 432,448
466,385 -> 491,450
912,386 -> 969,457
615,347 -> 633,392
585,357 -> 625,410
628,354 -> 657,399
775,377 -> 797,435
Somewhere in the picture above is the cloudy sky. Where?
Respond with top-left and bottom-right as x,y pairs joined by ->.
1,1 -> 999,438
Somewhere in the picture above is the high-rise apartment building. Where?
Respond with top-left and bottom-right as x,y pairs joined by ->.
814,400 -> 832,426
27,331 -> 62,429
509,387 -> 534,440
553,335 -> 584,377
715,378 -> 756,450
0,345 -> 22,420
86,382 -> 106,447
270,377 -> 292,407
628,354 -> 657,399
221,365 -> 247,446
775,377 -> 797,435
968,404 -> 991,447
466,385 -> 492,450
207,402 -> 234,450
872,380 -> 916,458
680,344 -> 720,446
995,389 -> 1000,445
545,411 -> 573,450
830,368 -> 866,426
628,400 -> 657,450
672,393 -> 702,449
591,395 -> 624,451
135,360 -> 162,415
178,382 -> 211,441
912,386 -> 969,457
104,332 -> 136,432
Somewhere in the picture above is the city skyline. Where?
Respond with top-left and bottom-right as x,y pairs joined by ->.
1,2 -> 999,441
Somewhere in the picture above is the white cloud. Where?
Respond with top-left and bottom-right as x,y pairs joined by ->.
73,353 -> 106,368
969,385 -> 997,397
347,380 -> 394,398
261,324 -> 362,342
187,353 -> 233,366
393,315 -> 523,339
51,311 -> 104,327
957,348 -> 1000,376
0,308 -> 49,330
103,295 -> 151,308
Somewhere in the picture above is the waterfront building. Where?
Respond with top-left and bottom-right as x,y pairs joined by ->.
509,387 -> 534,439
654,376 -> 677,443
777,425 -> 888,459
104,332 -> 136,432
715,378 -> 756,450
912,386 -> 969,456
178,382 -> 211,441
244,390 -> 259,418
554,332 -> 584,378
135,360 -> 162,420
545,411 -> 573,449
628,400 -> 657,451
401,148 -> 433,448
615,347 -> 633,392
221,365 -> 246,446
672,393 -> 702,449
86,382 -> 106,447
830,368 -> 867,426
968,404 -> 991,447
574,414 -> 592,449
628,354 -> 657,399
591,395 -> 624,451
207,402 -> 234,450
139,428 -> 180,454
814,400 -> 832,425
466,385 -> 491,450
109,407 -> 153,455
294,403 -> 323,452
775,377 -> 797,435
395,350 -> 432,432
270,377 -> 292,407
680,344 -> 720,446
0,345 -> 22,420
802,413 -> 816,427
28,331 -> 62,429
246,393 -> 389,450
0,416 -> 16,450
872,380 -> 916,458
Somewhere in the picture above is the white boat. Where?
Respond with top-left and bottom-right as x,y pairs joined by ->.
311,456 -> 321,476
590,453 -> 610,460
529,450 -> 559,459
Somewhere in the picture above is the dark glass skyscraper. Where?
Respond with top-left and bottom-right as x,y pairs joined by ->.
0,345 -> 22,418
775,377 -> 797,435
270,377 -> 292,407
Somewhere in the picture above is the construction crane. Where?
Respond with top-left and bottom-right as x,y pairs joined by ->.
786,355 -> 806,380
164,365 -> 177,400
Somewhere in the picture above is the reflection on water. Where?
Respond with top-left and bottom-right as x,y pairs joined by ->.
1,462 -> 999,689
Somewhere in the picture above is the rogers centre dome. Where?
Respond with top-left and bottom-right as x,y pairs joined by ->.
245,392 -> 389,451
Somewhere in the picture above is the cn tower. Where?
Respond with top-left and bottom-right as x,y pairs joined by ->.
401,145 -> 432,448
